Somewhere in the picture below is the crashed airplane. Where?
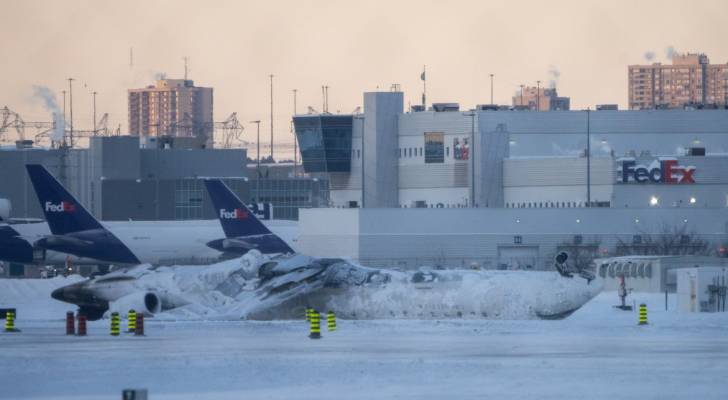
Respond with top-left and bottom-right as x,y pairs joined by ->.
51,250 -> 602,321
50,179 -> 601,320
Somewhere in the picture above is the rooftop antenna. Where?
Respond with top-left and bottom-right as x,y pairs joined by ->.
129,47 -> 133,68
184,56 -> 189,80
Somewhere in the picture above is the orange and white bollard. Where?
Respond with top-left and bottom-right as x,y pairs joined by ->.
76,314 -> 87,336
66,311 -> 75,335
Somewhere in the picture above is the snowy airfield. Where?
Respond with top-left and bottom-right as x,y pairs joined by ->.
1,277 -> 727,399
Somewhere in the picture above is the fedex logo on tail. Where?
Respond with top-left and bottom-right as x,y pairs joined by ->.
220,208 -> 249,220
45,201 -> 76,213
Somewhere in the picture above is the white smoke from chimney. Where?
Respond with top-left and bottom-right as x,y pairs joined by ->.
547,65 -> 560,89
665,46 -> 677,60
31,86 -> 65,142
644,51 -> 655,62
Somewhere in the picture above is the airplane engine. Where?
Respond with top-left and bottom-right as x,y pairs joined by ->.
108,292 -> 162,316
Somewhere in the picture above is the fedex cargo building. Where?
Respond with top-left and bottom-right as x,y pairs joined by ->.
293,92 -> 728,269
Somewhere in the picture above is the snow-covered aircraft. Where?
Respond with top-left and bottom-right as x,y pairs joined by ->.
50,250 -> 602,321
50,190 -> 602,320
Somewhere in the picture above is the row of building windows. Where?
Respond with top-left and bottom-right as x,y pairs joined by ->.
505,201 -> 611,208
598,261 -> 653,279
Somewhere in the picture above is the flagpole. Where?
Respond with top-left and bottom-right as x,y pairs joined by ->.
421,65 -> 427,108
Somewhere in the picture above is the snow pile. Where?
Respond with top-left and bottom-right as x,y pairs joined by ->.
0,275 -> 84,320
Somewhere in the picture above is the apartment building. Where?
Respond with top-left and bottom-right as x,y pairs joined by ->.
629,53 -> 728,110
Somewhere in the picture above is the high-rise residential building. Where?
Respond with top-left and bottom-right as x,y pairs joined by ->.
628,53 -> 728,110
512,87 -> 570,111
128,79 -> 214,147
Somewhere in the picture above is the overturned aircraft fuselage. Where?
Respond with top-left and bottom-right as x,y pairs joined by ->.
51,252 -> 602,321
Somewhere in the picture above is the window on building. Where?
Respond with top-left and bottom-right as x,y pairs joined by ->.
424,132 -> 445,164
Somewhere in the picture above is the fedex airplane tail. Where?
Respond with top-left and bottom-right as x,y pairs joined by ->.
25,164 -> 103,235
25,164 -> 140,264
203,179 -> 294,255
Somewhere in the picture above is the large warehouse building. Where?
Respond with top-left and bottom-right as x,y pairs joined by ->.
294,90 -> 728,269
0,136 -> 327,222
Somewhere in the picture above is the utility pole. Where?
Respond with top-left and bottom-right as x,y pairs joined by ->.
292,89 -> 298,177
68,78 -> 74,148
463,111 -> 476,207
536,80 -> 541,111
354,115 -> 365,208
61,90 -> 67,147
269,74 -> 274,161
92,91 -> 97,136
250,120 -> 262,205
490,74 -> 494,105
586,109 -> 591,207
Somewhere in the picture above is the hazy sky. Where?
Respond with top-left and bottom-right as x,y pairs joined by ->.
2,0 -> 727,156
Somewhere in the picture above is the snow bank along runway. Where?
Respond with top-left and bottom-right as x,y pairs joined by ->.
1,281 -> 727,400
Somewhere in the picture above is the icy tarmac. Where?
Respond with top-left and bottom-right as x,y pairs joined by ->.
1,289 -> 727,399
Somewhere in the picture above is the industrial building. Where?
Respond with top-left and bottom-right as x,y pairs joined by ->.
0,136 -> 327,222
629,53 -> 728,110
298,207 -> 728,270
293,90 -> 728,269
595,256 -> 728,293
294,91 -> 728,210
512,86 -> 570,111
128,79 -> 214,148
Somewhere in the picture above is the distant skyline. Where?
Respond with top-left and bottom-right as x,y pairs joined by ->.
2,0 -> 727,157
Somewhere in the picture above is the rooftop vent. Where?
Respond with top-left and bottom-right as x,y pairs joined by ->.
476,104 -> 499,111
432,103 -> 459,112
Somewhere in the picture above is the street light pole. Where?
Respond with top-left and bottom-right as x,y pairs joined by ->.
92,91 -> 97,135
520,84 -> 524,107
250,120 -> 262,205
68,78 -> 74,147
586,109 -> 591,207
463,111 -> 476,207
354,115 -> 365,208
269,75 -> 274,161
292,89 -> 298,177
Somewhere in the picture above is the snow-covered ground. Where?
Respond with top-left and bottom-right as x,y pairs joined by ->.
1,277 -> 727,399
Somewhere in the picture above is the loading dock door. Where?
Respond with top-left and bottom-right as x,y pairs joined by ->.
497,246 -> 539,270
